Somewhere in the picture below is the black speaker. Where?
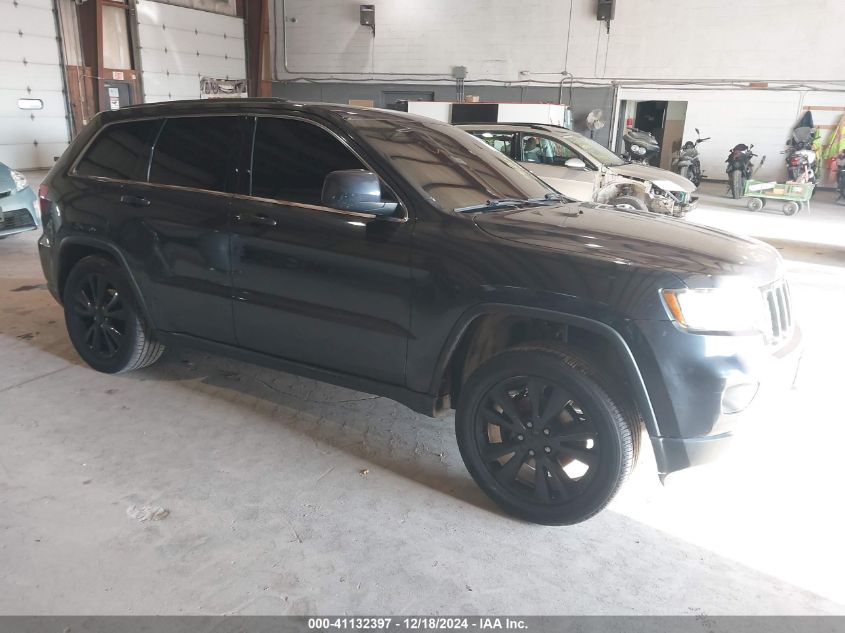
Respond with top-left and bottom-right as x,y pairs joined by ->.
597,0 -> 615,21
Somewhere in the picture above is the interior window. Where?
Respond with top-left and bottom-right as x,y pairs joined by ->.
75,119 -> 160,181
470,132 -> 514,158
521,135 -> 583,166
250,117 -> 366,205
149,116 -> 239,192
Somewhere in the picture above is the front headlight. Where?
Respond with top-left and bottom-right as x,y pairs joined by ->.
10,170 -> 28,192
661,288 -> 768,334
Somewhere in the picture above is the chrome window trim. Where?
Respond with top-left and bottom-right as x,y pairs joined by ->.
69,111 -> 409,223
230,192 -> 405,222
71,175 -> 237,200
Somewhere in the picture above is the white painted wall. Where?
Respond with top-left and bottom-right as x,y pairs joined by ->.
136,0 -> 246,103
0,0 -> 70,169
274,0 -> 845,82
616,88 -> 845,182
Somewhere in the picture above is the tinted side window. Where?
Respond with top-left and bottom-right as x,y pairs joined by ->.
149,116 -> 239,192
251,117 -> 365,205
75,119 -> 160,181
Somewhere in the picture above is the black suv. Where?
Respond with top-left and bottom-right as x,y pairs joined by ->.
37,99 -> 801,525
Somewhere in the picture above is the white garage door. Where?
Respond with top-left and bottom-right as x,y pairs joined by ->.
0,0 -> 70,169
136,0 -> 246,103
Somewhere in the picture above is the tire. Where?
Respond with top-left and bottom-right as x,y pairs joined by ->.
455,346 -> 636,525
612,195 -> 649,212
747,197 -> 764,212
730,170 -> 744,199
782,201 -> 799,216
691,165 -> 702,187
63,255 -> 165,373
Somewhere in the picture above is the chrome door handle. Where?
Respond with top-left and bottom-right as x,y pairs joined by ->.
120,194 -> 150,207
235,213 -> 277,227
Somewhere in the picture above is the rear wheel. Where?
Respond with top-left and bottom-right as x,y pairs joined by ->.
455,347 -> 636,525
782,201 -> 800,216
730,170 -> 744,199
64,255 -> 165,373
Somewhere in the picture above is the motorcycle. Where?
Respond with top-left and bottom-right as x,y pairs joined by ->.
672,127 -> 709,186
784,126 -> 817,185
836,150 -> 845,203
622,128 -> 660,165
725,143 -> 757,199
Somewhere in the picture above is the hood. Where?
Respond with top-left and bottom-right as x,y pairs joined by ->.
609,162 -> 696,193
473,202 -> 783,288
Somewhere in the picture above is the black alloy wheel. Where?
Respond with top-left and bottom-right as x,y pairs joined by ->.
71,272 -> 128,359
474,376 -> 600,505
456,347 -> 635,525
64,255 -> 165,373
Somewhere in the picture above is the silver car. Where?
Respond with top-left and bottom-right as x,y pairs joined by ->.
460,123 -> 698,217
0,162 -> 39,238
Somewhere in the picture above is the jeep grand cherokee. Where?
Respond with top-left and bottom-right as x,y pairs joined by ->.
37,99 -> 801,525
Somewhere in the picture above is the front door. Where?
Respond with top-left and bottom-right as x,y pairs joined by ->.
127,115 -> 244,344
230,116 -> 412,385
518,133 -> 599,201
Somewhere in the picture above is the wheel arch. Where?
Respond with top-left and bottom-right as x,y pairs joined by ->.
430,304 -> 661,438
57,236 -> 156,329
594,179 -> 650,205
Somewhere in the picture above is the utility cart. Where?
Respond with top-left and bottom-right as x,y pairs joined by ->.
743,180 -> 814,216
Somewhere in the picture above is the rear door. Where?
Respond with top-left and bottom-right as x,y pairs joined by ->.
71,118 -> 161,241
118,115 -> 245,343
229,115 -> 412,384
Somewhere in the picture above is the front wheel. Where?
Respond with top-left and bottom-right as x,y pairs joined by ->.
612,195 -> 649,212
730,170 -> 744,199
64,255 -> 165,373
455,347 -> 636,525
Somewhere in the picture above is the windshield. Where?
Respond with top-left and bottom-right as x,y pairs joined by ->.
564,134 -> 627,167
345,115 -> 555,212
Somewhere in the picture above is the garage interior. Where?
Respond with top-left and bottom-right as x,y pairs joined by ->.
2,0 -> 845,618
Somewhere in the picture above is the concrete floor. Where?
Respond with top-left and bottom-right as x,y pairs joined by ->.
1,175 -> 844,615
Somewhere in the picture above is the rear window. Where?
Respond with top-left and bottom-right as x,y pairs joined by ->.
149,116 -> 240,192
75,119 -> 161,181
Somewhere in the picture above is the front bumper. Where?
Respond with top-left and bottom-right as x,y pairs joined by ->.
0,187 -> 38,236
634,320 -> 803,476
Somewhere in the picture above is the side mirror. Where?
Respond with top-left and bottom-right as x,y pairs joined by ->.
564,157 -> 587,169
321,170 -> 399,216
749,144 -> 754,149
695,127 -> 700,135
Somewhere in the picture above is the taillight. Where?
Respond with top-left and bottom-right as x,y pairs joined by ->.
38,184 -> 51,224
